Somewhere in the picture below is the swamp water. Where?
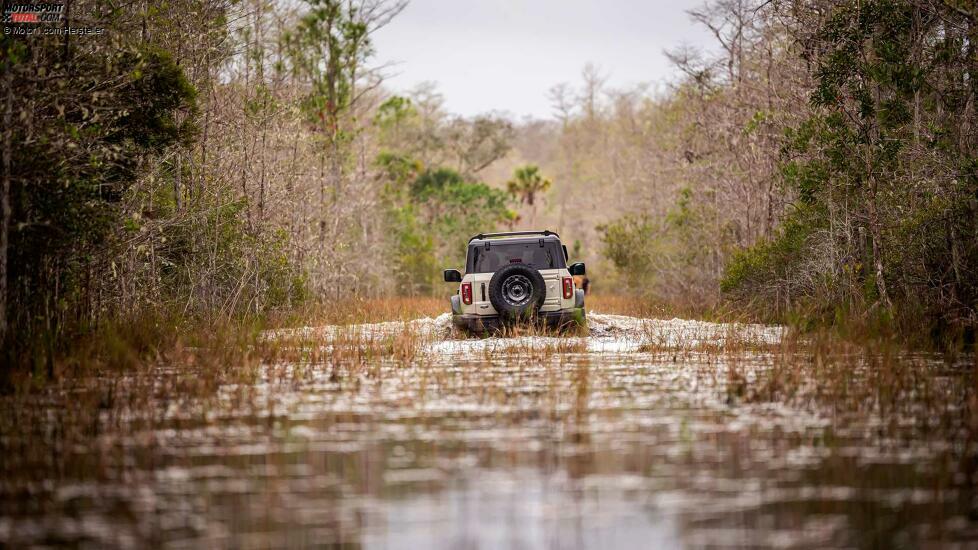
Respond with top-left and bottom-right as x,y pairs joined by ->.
1,313 -> 976,548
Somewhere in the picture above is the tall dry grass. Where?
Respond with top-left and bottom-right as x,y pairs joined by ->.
4,297 -> 448,394
587,293 -> 748,323
586,294 -> 686,319
265,296 -> 446,328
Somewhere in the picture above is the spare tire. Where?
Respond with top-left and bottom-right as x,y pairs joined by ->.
488,263 -> 546,321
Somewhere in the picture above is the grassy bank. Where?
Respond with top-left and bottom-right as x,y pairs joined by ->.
3,297 -> 442,393
1,294 -> 646,392
5,292 -> 972,399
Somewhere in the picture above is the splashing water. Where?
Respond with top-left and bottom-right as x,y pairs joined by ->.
266,312 -> 786,354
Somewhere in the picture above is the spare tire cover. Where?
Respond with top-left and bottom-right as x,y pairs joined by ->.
488,263 -> 546,320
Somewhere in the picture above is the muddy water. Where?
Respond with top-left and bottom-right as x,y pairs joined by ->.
1,314 -> 976,548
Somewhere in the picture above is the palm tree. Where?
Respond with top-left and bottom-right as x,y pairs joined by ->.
506,165 -> 552,227
503,209 -> 521,230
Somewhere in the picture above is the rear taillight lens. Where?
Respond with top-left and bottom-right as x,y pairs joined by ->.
461,282 -> 473,304
562,277 -> 573,299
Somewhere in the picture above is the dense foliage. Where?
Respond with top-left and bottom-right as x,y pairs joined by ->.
722,0 -> 978,334
2,7 -> 201,357
2,0 -> 976,373
553,0 -> 977,335
377,153 -> 512,294
0,0 -> 521,369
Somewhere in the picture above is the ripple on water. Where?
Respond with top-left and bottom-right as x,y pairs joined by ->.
1,313 -> 975,548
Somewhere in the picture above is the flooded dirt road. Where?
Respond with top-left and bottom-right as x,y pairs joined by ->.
2,313 -> 976,548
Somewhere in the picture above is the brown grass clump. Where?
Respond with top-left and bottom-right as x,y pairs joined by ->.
269,325 -> 428,373
586,294 -> 676,318
740,328 -> 977,439
4,296 -> 446,395
4,311 -> 269,394
587,293 -> 718,320
265,296 -> 445,328
636,322 -> 784,359
503,338 -> 589,361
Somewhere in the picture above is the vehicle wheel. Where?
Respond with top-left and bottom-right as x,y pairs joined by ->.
488,264 -> 546,322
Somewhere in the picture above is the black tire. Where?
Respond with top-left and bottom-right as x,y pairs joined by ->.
488,264 -> 546,321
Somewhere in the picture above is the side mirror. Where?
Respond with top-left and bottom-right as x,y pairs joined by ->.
443,269 -> 462,283
569,262 -> 586,276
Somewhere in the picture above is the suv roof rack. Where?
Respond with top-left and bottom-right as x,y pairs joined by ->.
468,230 -> 559,243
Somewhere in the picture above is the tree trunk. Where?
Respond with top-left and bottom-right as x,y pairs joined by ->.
1,65 -> 12,348
866,178 -> 891,309
174,153 -> 182,212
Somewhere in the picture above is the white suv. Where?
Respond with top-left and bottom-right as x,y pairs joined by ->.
443,231 -> 586,332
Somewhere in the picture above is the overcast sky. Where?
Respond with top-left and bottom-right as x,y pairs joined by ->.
371,0 -> 715,119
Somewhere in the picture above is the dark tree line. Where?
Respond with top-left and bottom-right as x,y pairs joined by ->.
568,0 -> 977,337
724,0 -> 978,335
0,0 -> 525,374
1,2 -> 204,364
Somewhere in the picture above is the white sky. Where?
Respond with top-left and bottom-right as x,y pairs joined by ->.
372,0 -> 716,119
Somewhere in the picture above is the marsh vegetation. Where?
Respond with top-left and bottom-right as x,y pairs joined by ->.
2,298 -> 976,547
2,0 -> 978,547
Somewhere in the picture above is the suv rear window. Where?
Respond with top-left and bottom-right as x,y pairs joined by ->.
466,241 -> 566,273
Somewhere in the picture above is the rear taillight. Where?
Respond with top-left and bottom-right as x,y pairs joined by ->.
461,282 -> 473,304
562,277 -> 573,299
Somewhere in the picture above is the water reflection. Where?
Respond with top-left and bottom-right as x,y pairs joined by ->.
1,315 -> 975,548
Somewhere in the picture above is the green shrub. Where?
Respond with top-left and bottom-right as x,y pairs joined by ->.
720,204 -> 824,296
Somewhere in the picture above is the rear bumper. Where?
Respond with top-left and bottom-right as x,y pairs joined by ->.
452,307 -> 586,332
